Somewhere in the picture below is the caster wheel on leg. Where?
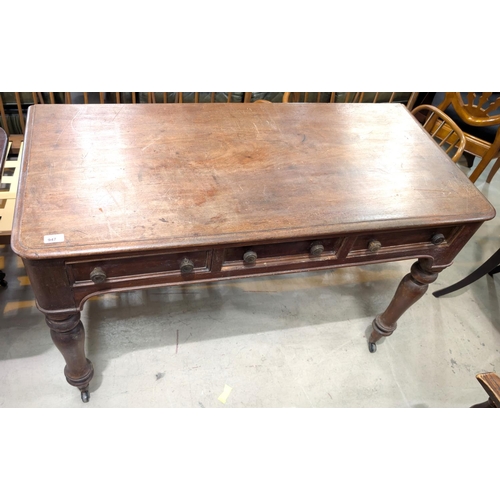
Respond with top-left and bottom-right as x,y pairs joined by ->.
81,390 -> 90,403
368,342 -> 377,353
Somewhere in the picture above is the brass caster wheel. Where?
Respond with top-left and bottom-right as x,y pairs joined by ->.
81,390 -> 90,403
368,342 -> 377,353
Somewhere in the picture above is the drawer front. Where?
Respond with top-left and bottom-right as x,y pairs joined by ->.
347,226 -> 456,257
68,250 -> 211,284
222,238 -> 340,270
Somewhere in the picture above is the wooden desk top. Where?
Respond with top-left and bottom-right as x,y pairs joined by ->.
12,103 -> 495,260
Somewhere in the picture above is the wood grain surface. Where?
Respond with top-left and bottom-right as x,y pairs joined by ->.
11,103 -> 495,259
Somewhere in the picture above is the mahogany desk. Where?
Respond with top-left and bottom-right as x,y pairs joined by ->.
11,103 -> 495,403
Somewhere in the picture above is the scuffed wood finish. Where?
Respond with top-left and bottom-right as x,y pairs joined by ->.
11,103 -> 496,401
12,104 -> 494,260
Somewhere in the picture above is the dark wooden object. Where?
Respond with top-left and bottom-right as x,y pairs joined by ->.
0,127 -> 8,287
433,248 -> 500,297
11,103 -> 495,402
471,372 -> 500,408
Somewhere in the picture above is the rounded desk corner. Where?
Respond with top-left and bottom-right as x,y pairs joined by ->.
479,205 -> 497,225
9,236 -> 25,259
9,233 -> 38,261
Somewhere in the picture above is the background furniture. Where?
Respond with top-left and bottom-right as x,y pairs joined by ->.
0,127 -> 6,178
11,103 -> 494,402
0,132 -> 22,282
0,128 -> 8,287
0,92 -> 420,152
283,91 -> 418,109
411,104 -> 466,163
433,248 -> 500,297
471,372 -> 500,408
433,92 -> 500,183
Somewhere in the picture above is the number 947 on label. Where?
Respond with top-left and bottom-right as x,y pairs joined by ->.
44,234 -> 65,244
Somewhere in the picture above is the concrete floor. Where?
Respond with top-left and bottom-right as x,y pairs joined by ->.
1,159 -> 500,408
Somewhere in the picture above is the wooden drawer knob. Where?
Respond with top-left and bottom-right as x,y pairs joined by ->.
180,258 -> 194,274
310,241 -> 324,256
243,250 -> 257,265
431,233 -> 445,245
90,267 -> 107,284
368,240 -> 382,252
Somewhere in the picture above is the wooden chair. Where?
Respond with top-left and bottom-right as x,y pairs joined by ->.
282,92 -> 419,110
355,92 -> 418,110
148,92 -> 244,103
1,92 -> 120,151
471,372 -> 500,408
411,104 -> 466,163
0,92 -> 250,141
283,92 -> 343,103
434,92 -> 500,183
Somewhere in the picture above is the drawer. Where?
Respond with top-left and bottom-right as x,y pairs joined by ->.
222,238 -> 340,270
67,250 -> 211,284
347,226 -> 456,257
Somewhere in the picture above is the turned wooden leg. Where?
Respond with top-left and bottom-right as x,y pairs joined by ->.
368,260 -> 438,352
46,312 -> 94,403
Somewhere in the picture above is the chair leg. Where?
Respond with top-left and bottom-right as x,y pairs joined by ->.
0,269 -> 6,288
471,398 -> 496,408
469,145 -> 500,183
486,157 -> 500,183
488,265 -> 500,277
462,151 -> 476,168
433,248 -> 500,297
